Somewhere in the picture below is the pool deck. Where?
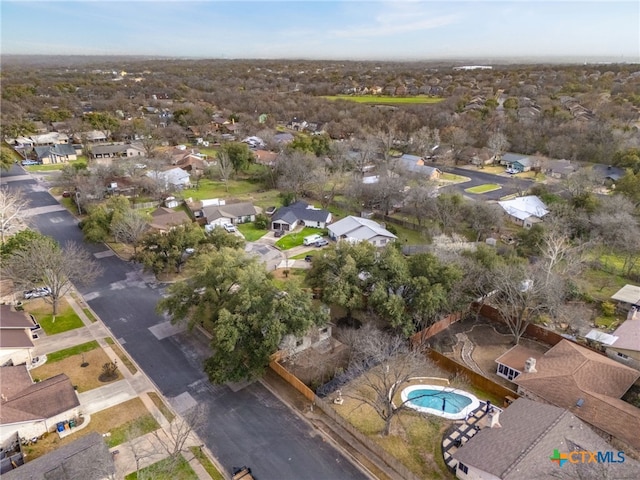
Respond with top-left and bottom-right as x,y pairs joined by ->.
441,401 -> 493,471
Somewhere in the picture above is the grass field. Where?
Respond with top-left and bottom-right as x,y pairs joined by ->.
439,173 -> 470,183
236,222 -> 268,241
322,95 -> 444,105
464,183 -> 502,194
24,297 -> 85,334
275,227 -> 327,250
31,344 -> 123,392
44,340 -> 100,363
125,455 -> 197,480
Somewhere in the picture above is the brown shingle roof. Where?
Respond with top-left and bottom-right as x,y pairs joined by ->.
610,318 -> 640,352
1,372 -> 79,425
515,340 -> 640,450
148,207 -> 191,231
0,304 -> 36,328
453,398 -> 640,479
495,344 -> 544,372
0,365 -> 33,399
0,328 -> 34,348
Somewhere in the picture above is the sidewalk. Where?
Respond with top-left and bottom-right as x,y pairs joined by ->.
58,293 -> 226,479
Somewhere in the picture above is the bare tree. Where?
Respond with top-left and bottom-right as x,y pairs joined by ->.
403,182 -> 439,227
490,263 -> 558,344
0,186 -> 29,244
487,131 -> 509,161
5,238 -> 102,315
111,209 -> 149,255
276,150 -> 317,200
344,325 -> 433,436
215,148 -> 234,192
412,126 -> 441,159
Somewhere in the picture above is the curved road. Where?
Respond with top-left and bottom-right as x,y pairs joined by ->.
1,164 -> 368,480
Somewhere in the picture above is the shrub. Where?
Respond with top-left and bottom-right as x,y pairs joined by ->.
601,301 -> 616,317
254,213 -> 269,230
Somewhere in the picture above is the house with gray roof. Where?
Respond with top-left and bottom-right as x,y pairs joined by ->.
497,195 -> 548,228
328,215 -> 396,247
452,397 -> 640,480
500,153 -> 535,172
398,154 -> 442,180
90,143 -> 145,161
2,432 -> 114,480
0,366 -> 80,444
271,201 -> 332,231
201,202 -> 257,228
146,167 -> 190,190
544,158 -> 578,179
33,144 -> 77,164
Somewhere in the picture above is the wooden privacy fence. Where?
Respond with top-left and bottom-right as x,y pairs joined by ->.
426,349 -> 520,406
268,359 -> 422,480
410,311 -> 464,348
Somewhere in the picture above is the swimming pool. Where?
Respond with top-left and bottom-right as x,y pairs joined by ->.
401,384 -> 480,420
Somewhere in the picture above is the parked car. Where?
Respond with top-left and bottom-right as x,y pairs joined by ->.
315,239 -> 329,247
304,255 -> 313,262
62,191 -> 71,198
23,287 -> 52,299
274,230 -> 284,237
21,160 -> 39,166
223,223 -> 237,233
505,168 -> 518,174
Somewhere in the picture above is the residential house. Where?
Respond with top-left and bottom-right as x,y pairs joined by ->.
514,339 -> 640,451
200,202 -> 257,229
452,398 -> 640,480
280,324 -> 332,357
500,153 -> 533,172
253,149 -> 278,167
328,216 -> 397,247
271,201 -> 332,231
544,158 -> 577,179
604,311 -> 640,370
0,366 -> 80,444
242,136 -> 266,148
2,431 -> 114,480
611,284 -> 640,311
0,305 -> 38,367
75,130 -> 108,143
33,144 -> 77,164
398,154 -> 442,180
146,168 -> 190,190
458,147 -> 496,166
497,195 -> 549,228
30,132 -> 69,146
495,344 -> 544,382
89,143 -> 145,161
593,164 -> 626,185
147,207 -> 191,232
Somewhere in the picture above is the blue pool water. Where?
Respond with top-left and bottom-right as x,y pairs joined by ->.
407,389 -> 473,414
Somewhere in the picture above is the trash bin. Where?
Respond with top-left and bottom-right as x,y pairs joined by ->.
57,422 -> 64,433
69,419 -> 76,428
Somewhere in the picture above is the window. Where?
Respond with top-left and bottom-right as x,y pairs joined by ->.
457,462 -> 469,474
617,352 -> 630,360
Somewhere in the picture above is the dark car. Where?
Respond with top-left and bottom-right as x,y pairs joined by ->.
274,230 -> 284,237
62,191 -> 71,198
304,255 -> 313,262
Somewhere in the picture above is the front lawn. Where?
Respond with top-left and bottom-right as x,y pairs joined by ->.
464,183 -> 502,194
44,340 -> 100,363
275,227 -> 327,250
27,298 -> 84,334
439,173 -> 470,183
236,222 -> 267,241
125,455 -> 197,480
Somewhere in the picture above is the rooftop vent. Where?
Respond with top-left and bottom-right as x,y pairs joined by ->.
576,398 -> 585,408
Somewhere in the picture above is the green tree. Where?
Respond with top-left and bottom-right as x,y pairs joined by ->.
137,222 -> 204,274
157,248 -> 327,383
0,229 -> 48,257
221,142 -> 253,174
84,112 -> 119,139
614,169 -> 640,206
1,147 -> 16,171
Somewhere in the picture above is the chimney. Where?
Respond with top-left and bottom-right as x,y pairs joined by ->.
488,409 -> 501,428
524,357 -> 537,373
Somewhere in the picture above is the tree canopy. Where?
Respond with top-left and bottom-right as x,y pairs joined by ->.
157,247 -> 328,383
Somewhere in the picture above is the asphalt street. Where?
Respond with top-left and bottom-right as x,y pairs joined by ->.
438,165 -> 535,200
1,164 -> 367,480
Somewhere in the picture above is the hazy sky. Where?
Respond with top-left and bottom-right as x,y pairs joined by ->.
2,1 -> 639,61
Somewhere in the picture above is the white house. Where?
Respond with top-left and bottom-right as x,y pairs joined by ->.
497,195 -> 548,228
0,305 -> 37,367
328,216 -> 397,247
146,167 -> 191,190
0,366 -> 80,444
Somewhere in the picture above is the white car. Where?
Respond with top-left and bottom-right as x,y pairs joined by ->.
223,223 -> 237,233
505,168 -> 518,174
24,287 -> 52,299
